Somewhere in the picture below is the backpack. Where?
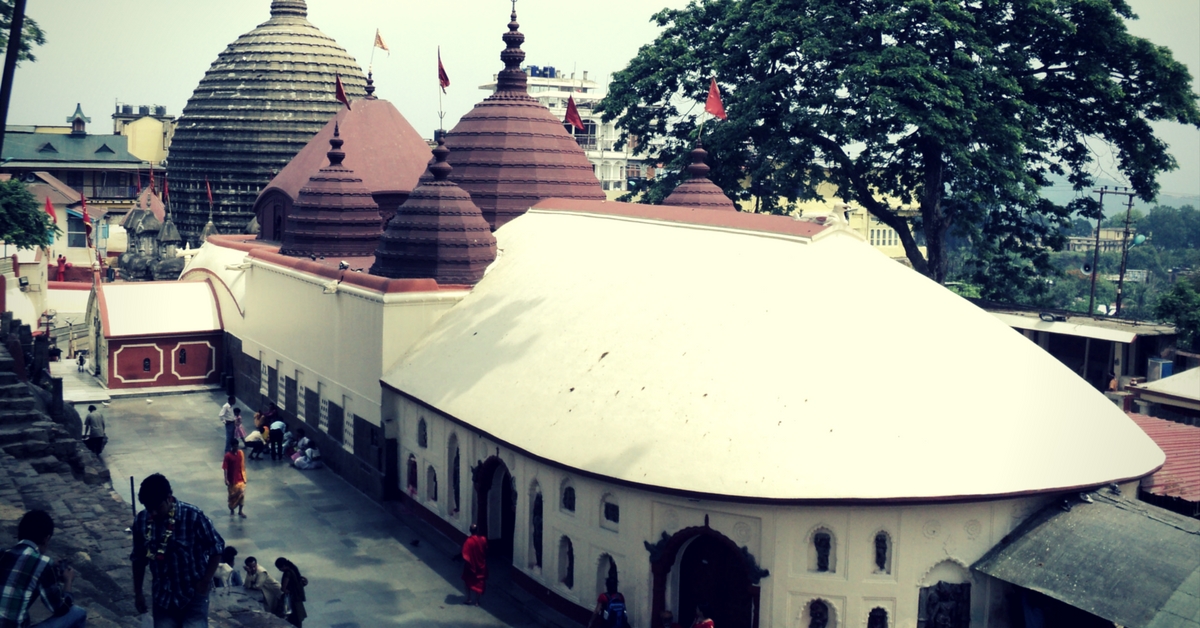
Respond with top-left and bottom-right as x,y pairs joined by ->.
602,593 -> 628,628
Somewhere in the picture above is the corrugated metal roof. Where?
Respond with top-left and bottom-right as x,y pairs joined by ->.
1129,413 -> 1200,503
973,492 -> 1200,628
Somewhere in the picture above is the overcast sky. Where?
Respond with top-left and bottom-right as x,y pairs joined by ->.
9,0 -> 1198,204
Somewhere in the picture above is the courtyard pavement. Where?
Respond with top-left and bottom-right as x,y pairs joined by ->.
79,391 -> 553,628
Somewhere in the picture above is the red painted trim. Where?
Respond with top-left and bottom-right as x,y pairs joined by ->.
530,199 -> 831,239
203,234 -> 272,253
249,249 -> 441,294
382,380 -> 1156,506
47,281 -> 91,291
204,279 -> 226,331
10,254 -> 18,277
96,284 -> 110,337
178,268 -> 246,316
106,330 -> 223,341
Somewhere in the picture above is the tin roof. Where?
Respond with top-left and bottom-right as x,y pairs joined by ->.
1128,413 -> 1200,503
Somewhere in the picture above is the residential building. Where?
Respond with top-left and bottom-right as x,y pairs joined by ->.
111,103 -> 176,166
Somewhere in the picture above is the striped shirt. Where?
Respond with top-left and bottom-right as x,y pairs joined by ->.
131,500 -> 224,611
0,540 -> 72,628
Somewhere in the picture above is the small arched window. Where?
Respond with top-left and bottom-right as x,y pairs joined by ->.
867,607 -> 888,628
874,531 -> 892,574
561,483 -> 576,513
406,454 -> 418,494
530,482 -> 543,569
417,418 -> 428,448
558,536 -> 574,589
426,466 -> 438,502
808,600 -> 830,628
600,493 -> 619,530
448,434 -> 460,515
142,358 -> 151,372
179,348 -> 187,364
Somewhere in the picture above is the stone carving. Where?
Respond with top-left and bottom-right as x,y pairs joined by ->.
739,545 -> 770,585
964,519 -> 982,540
924,582 -> 970,628
733,521 -> 752,544
644,531 -> 672,564
922,520 -> 941,538
874,533 -> 889,571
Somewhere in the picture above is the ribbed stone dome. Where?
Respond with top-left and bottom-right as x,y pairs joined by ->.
444,8 -> 603,231
169,0 -> 367,244
662,145 -> 736,211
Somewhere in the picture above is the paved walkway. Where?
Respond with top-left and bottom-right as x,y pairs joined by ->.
83,391 -> 550,628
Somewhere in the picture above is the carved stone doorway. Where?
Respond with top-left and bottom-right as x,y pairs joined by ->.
651,527 -> 759,628
473,456 -> 515,564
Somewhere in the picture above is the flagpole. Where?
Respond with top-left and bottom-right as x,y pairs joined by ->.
438,46 -> 445,133
368,31 -> 376,75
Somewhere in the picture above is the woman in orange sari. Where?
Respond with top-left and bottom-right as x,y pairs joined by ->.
223,441 -> 247,517
461,524 -> 488,605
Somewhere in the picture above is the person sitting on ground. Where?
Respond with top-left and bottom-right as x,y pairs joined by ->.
292,447 -> 323,471
293,429 -> 311,454
82,405 -> 107,456
587,577 -> 627,628
0,509 -> 87,628
242,556 -> 283,616
214,546 -> 243,588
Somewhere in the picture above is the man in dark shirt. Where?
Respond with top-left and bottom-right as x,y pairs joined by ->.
0,510 -> 86,628
131,474 -> 223,628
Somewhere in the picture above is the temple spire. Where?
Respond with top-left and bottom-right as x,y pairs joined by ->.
270,0 -> 307,18
496,3 -> 528,93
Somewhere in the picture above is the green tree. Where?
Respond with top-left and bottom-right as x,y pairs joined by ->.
0,0 -> 44,64
599,0 -> 1200,288
1155,280 -> 1200,351
0,178 -> 54,248
1141,204 -> 1200,250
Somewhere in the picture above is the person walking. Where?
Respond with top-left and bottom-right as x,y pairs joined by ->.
460,524 -> 488,606
587,577 -> 627,628
242,557 -> 283,616
274,558 -> 306,627
81,405 -> 106,456
0,510 -> 87,628
222,442 -> 247,518
218,396 -> 237,452
131,473 -> 225,628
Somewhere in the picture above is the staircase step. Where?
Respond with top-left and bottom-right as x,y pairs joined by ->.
0,409 -> 45,426
0,397 -> 35,412
0,426 -> 49,446
0,383 -> 28,399
26,456 -> 70,474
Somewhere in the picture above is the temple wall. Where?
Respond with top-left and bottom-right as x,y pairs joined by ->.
384,388 -> 1137,628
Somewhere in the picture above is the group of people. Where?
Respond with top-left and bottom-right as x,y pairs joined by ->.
219,397 -> 322,468
131,473 -> 308,627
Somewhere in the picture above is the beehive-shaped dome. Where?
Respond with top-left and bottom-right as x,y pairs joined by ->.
371,139 -> 497,284
443,8 -> 603,231
279,125 -> 383,258
168,0 -> 367,243
662,145 -> 736,211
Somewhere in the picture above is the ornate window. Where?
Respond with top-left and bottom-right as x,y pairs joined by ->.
808,600 -> 830,628
917,582 -> 970,628
868,608 -> 888,628
530,482 -> 543,569
874,531 -> 892,574
808,528 -> 837,573
426,466 -> 438,502
561,482 -> 576,513
558,536 -> 574,589
448,434 -> 460,515
179,348 -> 187,364
596,554 -> 618,599
417,418 -> 428,448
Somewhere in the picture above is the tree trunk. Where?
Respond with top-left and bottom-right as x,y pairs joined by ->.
920,145 -> 949,284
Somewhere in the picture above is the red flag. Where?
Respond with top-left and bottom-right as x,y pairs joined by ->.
163,178 -> 169,204
438,47 -> 450,93
206,177 -> 213,205
705,77 -> 727,120
564,95 -> 585,131
44,197 -> 57,222
149,164 -> 155,193
80,192 -> 87,215
335,74 -> 352,110
135,168 -> 142,194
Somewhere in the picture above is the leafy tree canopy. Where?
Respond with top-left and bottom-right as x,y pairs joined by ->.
0,178 -> 54,248
1155,279 -> 1200,352
0,0 -> 44,64
599,0 -> 1200,287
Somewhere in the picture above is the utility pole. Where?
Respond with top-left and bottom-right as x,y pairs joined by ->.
1088,186 -> 1136,317
0,0 -> 27,156
1114,192 -> 1137,317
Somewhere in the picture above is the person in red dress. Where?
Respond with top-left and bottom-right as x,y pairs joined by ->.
460,524 -> 488,605
692,605 -> 715,628
55,255 -> 67,281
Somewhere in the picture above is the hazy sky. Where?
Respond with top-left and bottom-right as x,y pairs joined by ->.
9,0 -> 1198,203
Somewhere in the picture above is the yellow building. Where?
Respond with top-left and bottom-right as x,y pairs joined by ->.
112,103 -> 176,165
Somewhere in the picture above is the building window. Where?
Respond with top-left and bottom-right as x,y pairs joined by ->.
561,483 -> 575,513
874,532 -> 892,573
530,483 -> 543,569
600,493 -> 619,531
604,502 -> 619,523
67,215 -> 87,248
558,536 -> 574,589
417,418 -> 428,448
426,466 -> 438,502
808,600 -> 830,628
448,434 -> 460,515
406,454 -> 418,495
918,582 -> 970,628
868,608 -> 888,628
809,528 -> 836,573
179,348 -> 187,365
142,358 -> 151,372
596,554 -> 618,600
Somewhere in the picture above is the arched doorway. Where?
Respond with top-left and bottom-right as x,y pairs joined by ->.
650,527 -> 761,628
474,456 -> 516,563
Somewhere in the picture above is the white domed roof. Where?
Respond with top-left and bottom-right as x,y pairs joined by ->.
382,201 -> 1164,501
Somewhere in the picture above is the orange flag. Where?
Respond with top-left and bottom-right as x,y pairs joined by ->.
438,47 -> 450,93
705,77 -> 727,120
335,74 -> 352,110
565,95 -> 585,131
44,197 -> 57,222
